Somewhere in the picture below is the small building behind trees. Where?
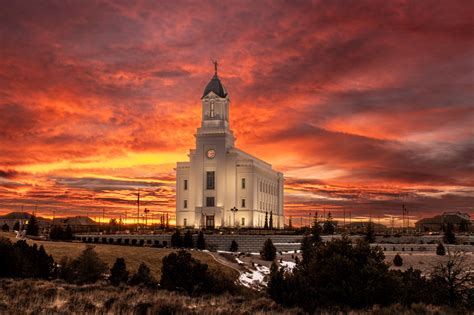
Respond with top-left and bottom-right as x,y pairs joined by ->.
415,212 -> 472,232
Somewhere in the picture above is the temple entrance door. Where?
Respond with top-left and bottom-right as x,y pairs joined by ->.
206,215 -> 215,229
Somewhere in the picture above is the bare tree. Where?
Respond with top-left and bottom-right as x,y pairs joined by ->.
430,249 -> 473,306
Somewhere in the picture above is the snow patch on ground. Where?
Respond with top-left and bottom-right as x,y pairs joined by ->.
238,265 -> 270,289
280,261 -> 296,271
235,258 -> 244,265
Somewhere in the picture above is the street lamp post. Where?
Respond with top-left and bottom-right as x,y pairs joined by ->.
230,207 -> 238,228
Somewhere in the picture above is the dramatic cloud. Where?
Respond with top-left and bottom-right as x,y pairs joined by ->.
0,0 -> 472,225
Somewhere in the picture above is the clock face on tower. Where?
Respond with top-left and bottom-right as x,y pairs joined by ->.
206,149 -> 216,159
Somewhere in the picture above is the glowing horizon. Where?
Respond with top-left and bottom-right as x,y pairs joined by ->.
0,1 -> 472,223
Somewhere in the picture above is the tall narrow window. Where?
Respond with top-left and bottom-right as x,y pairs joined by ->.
206,197 -> 215,207
241,199 -> 246,208
184,179 -> 188,190
183,218 -> 187,227
241,217 -> 245,226
184,200 -> 187,208
206,171 -> 215,190
210,101 -> 215,118
241,178 -> 246,189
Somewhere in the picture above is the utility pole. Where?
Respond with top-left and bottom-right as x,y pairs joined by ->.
102,208 -> 105,225
136,189 -> 140,232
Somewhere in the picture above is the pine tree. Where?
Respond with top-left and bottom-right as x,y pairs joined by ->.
288,216 -> 293,228
436,242 -> 446,256
129,263 -> 157,288
197,231 -> 205,250
261,238 -> 276,261
13,221 -> 20,231
26,215 -> 39,236
183,230 -> 193,248
443,223 -> 456,244
264,211 -> 268,229
36,245 -> 53,279
171,230 -> 182,248
393,253 -> 403,266
110,258 -> 129,286
64,224 -> 74,240
49,225 -> 64,240
1,223 -> 9,232
230,239 -> 238,252
311,213 -> 322,243
269,211 -> 273,230
323,212 -> 335,235
365,221 -> 375,243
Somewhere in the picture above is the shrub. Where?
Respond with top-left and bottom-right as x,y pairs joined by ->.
131,239 -> 137,245
110,258 -> 129,286
393,253 -> 403,266
171,230 -> 182,248
160,250 -> 231,294
436,243 -> 446,256
139,239 -> 144,246
1,223 -> 9,232
197,231 -> 205,250
230,240 -> 238,252
430,250 -> 473,306
60,246 -> 108,284
13,221 -> 20,231
183,231 -> 193,248
260,239 -> 276,261
129,263 -> 157,288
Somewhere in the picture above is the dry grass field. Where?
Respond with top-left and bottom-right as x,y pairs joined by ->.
0,279 -> 459,315
0,232 -> 238,280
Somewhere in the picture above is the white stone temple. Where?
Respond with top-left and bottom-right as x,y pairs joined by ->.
175,64 -> 284,229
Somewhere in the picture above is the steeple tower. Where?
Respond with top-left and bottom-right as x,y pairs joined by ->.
198,62 -> 233,146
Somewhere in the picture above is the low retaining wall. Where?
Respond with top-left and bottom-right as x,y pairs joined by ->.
75,233 -> 474,253
76,234 -> 303,252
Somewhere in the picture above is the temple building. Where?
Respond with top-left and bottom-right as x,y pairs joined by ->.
175,64 -> 284,229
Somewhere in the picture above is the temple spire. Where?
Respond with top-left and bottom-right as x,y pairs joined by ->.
213,60 -> 218,75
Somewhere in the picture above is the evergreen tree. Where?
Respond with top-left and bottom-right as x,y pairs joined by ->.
443,223 -> 456,244
393,253 -> 403,266
64,224 -> 74,240
311,213 -> 322,243
264,211 -> 268,229
300,235 -> 316,264
13,221 -> 20,231
129,262 -> 157,288
288,217 -> 293,228
110,257 -> 129,286
197,231 -> 205,250
268,262 -> 286,303
323,212 -> 335,235
67,246 -> 108,284
269,211 -> 273,230
436,242 -> 446,256
230,240 -> 238,252
1,223 -> 9,232
365,221 -> 375,243
36,245 -> 53,279
49,225 -> 64,240
171,230 -> 182,248
160,250 -> 214,294
183,231 -> 193,248
26,215 -> 39,236
261,238 -> 276,261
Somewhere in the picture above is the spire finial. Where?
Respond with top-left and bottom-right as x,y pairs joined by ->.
212,59 -> 218,75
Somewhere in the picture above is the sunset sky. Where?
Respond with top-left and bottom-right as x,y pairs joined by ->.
0,0 -> 473,226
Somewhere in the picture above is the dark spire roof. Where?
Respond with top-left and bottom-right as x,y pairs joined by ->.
202,60 -> 227,98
